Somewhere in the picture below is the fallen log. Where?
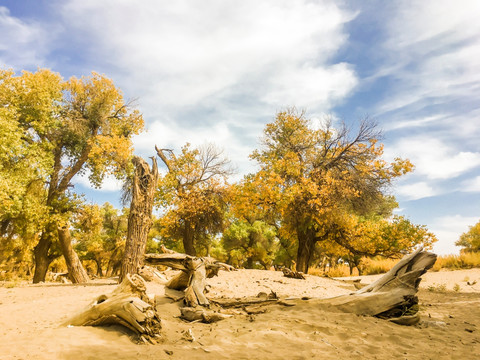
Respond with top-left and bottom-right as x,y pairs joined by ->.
66,249 -> 436,339
144,252 -> 235,307
64,274 -> 162,342
180,307 -> 232,323
310,248 -> 437,324
282,267 -> 305,280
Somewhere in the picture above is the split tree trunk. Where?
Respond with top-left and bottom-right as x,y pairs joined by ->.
119,156 -> 159,283
58,225 -> 90,283
311,248 -> 437,324
33,232 -> 53,283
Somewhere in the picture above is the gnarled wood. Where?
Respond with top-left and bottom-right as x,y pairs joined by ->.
68,249 -> 436,341
64,274 -> 161,341
312,248 -> 437,323
282,267 -> 305,280
144,252 -> 234,307
119,156 -> 159,283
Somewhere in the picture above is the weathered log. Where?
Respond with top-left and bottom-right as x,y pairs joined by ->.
311,248 -> 437,324
64,274 -> 161,341
67,248 -> 436,341
144,252 -> 235,307
184,257 -> 209,307
180,307 -> 232,323
282,267 -> 305,280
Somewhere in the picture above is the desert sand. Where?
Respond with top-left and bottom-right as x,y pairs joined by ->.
1,268 -> 479,360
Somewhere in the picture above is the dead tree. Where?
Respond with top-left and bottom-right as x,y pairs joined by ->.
119,156 -> 159,283
67,249 -> 436,338
311,248 -> 437,324
64,274 -> 161,343
143,252 -> 235,307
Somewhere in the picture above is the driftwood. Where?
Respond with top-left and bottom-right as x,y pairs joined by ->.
144,252 -> 235,307
64,274 -> 162,342
311,248 -> 437,324
282,267 -> 305,280
180,307 -> 232,323
67,249 -> 436,338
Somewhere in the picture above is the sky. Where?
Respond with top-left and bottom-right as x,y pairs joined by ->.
1,0 -> 479,255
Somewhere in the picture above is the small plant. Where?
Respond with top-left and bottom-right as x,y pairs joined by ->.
427,283 -> 447,292
453,283 -> 461,292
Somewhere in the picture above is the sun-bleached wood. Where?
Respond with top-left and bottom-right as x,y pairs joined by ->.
64,274 -> 161,342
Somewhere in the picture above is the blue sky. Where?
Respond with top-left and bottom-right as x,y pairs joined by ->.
1,0 -> 479,255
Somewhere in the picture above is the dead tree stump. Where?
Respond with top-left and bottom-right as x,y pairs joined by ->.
311,248 -> 437,324
119,156 -> 159,283
144,252 -> 234,307
64,274 -> 162,342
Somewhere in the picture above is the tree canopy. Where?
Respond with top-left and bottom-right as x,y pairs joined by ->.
0,68 -> 440,280
456,220 -> 480,252
0,68 -> 144,282
155,143 -> 233,256
247,109 -> 416,272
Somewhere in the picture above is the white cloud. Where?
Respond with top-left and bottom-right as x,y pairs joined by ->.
385,137 -> 480,180
429,214 -> 479,255
384,114 -> 445,131
395,181 -> 436,201
460,176 -> 480,193
0,7 -> 50,69
372,0 -> 480,134
48,0 -> 360,179
58,0 -> 357,113
73,172 -> 123,192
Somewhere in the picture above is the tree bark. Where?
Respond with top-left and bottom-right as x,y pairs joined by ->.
183,219 -> 196,256
32,234 -> 53,283
119,156 -> 159,283
33,223 -> 58,283
94,257 -> 104,277
296,234 -> 315,273
64,274 -> 161,343
57,225 -> 90,283
144,252 -> 235,307
311,248 -> 437,324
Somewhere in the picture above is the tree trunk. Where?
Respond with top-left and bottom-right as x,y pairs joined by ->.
144,251 -> 235,307
296,236 -> 315,273
119,156 -> 159,283
58,225 -> 90,283
312,249 -> 437,324
33,223 -> 57,283
182,219 -> 196,256
94,257 -> 104,277
64,274 -> 161,343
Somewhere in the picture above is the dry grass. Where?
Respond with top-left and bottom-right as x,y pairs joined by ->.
309,252 -> 480,278
432,252 -> 480,271
308,265 -> 353,278
360,257 -> 398,275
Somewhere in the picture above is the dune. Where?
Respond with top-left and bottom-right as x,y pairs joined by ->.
1,268 -> 479,360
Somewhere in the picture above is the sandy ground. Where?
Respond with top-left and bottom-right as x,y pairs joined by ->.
1,268 -> 480,360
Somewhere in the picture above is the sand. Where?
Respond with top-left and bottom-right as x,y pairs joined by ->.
1,268 -> 479,360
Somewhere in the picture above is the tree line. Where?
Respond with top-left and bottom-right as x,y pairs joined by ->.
0,69 -> 440,282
